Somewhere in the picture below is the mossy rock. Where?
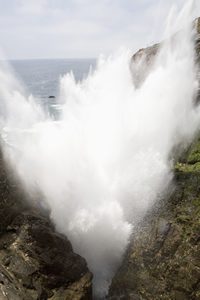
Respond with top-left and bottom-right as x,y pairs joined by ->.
187,139 -> 200,164
108,135 -> 200,299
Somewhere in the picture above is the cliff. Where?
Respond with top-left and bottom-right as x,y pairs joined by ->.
0,151 -> 92,300
108,18 -> 200,300
108,141 -> 200,299
131,18 -> 200,89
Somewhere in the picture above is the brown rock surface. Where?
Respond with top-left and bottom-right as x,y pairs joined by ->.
108,18 -> 200,300
0,152 -> 92,300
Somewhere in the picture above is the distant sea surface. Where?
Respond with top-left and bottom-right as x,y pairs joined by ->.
10,59 -> 96,99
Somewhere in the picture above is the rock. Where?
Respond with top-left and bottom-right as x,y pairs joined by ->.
108,153 -> 200,299
131,17 -> 200,88
48,96 -> 55,99
0,151 -> 93,299
130,43 -> 159,88
49,273 -> 92,300
108,19 -> 200,300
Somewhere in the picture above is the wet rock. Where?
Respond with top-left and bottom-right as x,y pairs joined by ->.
0,209 -> 93,299
108,19 -> 200,300
0,151 -> 93,299
108,141 -> 200,300
109,131 -> 200,299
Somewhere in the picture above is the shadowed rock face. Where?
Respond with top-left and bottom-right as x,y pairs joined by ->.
0,152 -> 92,300
108,18 -> 200,300
108,151 -> 200,299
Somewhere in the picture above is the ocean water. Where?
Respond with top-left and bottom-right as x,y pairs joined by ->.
9,59 -> 95,118
10,59 -> 96,98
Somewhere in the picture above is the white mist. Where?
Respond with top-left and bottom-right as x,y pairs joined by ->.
0,1 -> 200,298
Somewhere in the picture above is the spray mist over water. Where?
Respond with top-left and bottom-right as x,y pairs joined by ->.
0,1 -> 200,297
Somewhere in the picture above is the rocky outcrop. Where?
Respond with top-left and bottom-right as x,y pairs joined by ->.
131,17 -> 200,88
108,140 -> 200,299
130,43 -> 159,88
108,18 -> 200,300
0,153 -> 92,299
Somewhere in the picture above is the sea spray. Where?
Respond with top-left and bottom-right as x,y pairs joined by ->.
0,1 -> 200,297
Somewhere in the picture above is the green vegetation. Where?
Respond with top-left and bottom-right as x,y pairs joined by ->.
109,138 -> 200,300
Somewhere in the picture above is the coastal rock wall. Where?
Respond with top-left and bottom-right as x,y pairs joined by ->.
0,152 -> 93,300
131,17 -> 200,89
108,143 -> 200,299
108,18 -> 200,300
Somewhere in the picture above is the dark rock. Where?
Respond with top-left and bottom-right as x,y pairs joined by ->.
0,150 -> 93,299
108,18 -> 200,300
48,96 -> 55,99
108,163 -> 200,299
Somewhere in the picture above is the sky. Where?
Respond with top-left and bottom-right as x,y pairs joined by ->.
0,0 -> 198,59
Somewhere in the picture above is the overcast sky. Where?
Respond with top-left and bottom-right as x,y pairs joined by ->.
0,0 -> 199,59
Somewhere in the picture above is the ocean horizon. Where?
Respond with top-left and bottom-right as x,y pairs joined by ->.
9,58 -> 96,99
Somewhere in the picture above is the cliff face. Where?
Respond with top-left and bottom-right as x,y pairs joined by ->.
0,152 -> 92,300
131,17 -> 200,89
108,142 -> 200,299
108,19 -> 200,300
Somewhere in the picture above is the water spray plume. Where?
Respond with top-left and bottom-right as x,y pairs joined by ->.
0,0 -> 200,297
